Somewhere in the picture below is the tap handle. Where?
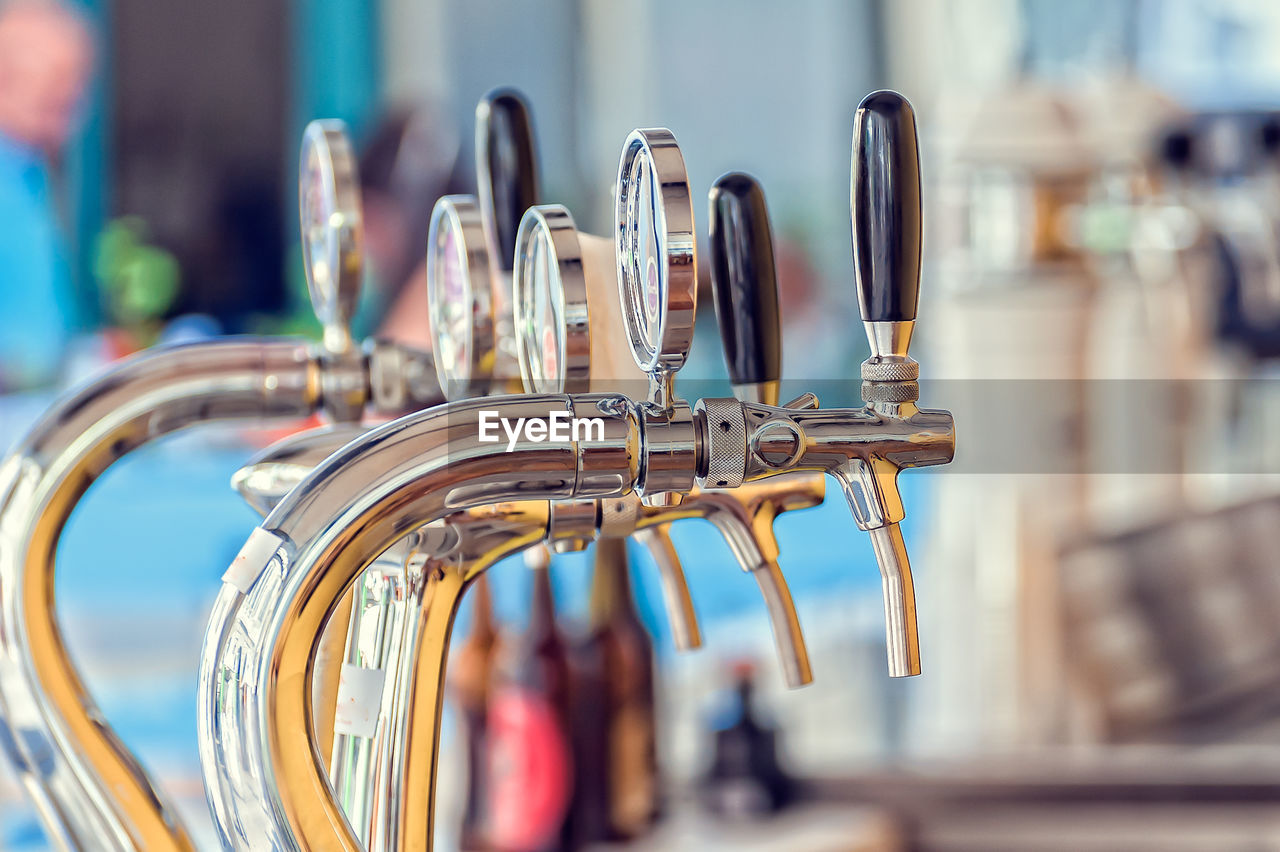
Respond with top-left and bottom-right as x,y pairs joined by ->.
299,120 -> 363,354
708,173 -> 782,405
851,90 -> 922,326
477,88 -> 540,273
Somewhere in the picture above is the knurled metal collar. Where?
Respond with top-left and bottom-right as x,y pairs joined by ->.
694,397 -> 748,489
861,380 -> 920,403
598,495 -> 639,538
861,356 -> 919,382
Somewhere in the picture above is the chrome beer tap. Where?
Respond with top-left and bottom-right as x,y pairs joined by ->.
842,91 -> 941,676
230,155 -> 823,852
513,199 -> 816,688
425,95 -> 705,653
198,89 -> 953,852
0,118 -> 440,852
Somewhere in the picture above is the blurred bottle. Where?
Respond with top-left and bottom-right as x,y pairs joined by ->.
451,575 -> 501,851
564,613 -> 611,849
485,551 -> 573,852
699,662 -> 795,820
589,537 -> 659,839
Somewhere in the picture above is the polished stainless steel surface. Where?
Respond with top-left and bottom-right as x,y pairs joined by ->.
615,128 -> 697,376
200,89 -> 955,850
867,523 -> 919,677
300,120 -> 363,357
630,525 -> 701,651
0,339 -> 321,852
847,91 -> 945,676
733,380 -> 782,406
427,196 -> 497,399
233,424 -> 370,516
513,204 -> 590,394
0,114 -> 445,850
367,339 -> 442,415
203,374 -> 953,849
200,395 -> 632,851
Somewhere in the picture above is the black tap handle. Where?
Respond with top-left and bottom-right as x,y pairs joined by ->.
851,90 -> 922,323
708,172 -> 782,389
476,88 -> 540,272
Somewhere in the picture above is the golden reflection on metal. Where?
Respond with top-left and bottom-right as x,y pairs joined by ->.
1,341 -> 320,852
330,472 -> 828,851
25,475 -> 198,852
315,591 -> 354,766
258,458 -> 823,852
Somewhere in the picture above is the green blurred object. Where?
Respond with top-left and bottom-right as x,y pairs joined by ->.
94,217 -> 181,334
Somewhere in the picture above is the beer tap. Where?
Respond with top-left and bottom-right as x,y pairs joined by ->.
844,91 -> 937,676
225,93 -> 695,849
227,158 -> 821,851
426,93 -> 705,652
198,89 -> 953,852
513,200 -> 816,687
0,118 -> 440,852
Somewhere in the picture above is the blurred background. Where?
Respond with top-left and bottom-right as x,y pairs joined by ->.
7,0 -> 1280,849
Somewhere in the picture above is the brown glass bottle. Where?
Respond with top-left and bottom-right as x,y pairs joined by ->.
451,574 -> 500,851
485,551 -> 574,852
586,537 -> 659,840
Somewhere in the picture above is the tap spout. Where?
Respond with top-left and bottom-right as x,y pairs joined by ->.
867,522 -> 920,677
0,339 -> 320,852
631,526 -> 702,651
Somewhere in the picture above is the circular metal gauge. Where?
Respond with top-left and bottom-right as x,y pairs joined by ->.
615,128 -> 697,374
426,196 -> 495,399
299,120 -> 363,350
513,205 -> 589,394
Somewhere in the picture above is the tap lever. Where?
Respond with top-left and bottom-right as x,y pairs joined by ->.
782,392 -> 819,410
851,90 -> 922,328
708,172 -> 782,406
476,88 -> 540,273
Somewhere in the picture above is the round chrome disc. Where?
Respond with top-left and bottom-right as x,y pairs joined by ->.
426,196 -> 495,398
513,204 -> 589,394
614,128 -> 697,375
299,120 -> 363,350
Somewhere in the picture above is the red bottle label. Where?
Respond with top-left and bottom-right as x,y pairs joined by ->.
485,687 -> 573,850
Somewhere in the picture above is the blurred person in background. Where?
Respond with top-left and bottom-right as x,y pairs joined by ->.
0,0 -> 92,391
361,105 -> 467,349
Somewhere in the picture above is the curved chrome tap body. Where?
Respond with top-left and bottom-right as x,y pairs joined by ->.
0,340 -> 319,852
203,89 -> 953,852
237,422 -> 821,849
200,389 -> 953,851
0,330 -> 440,852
